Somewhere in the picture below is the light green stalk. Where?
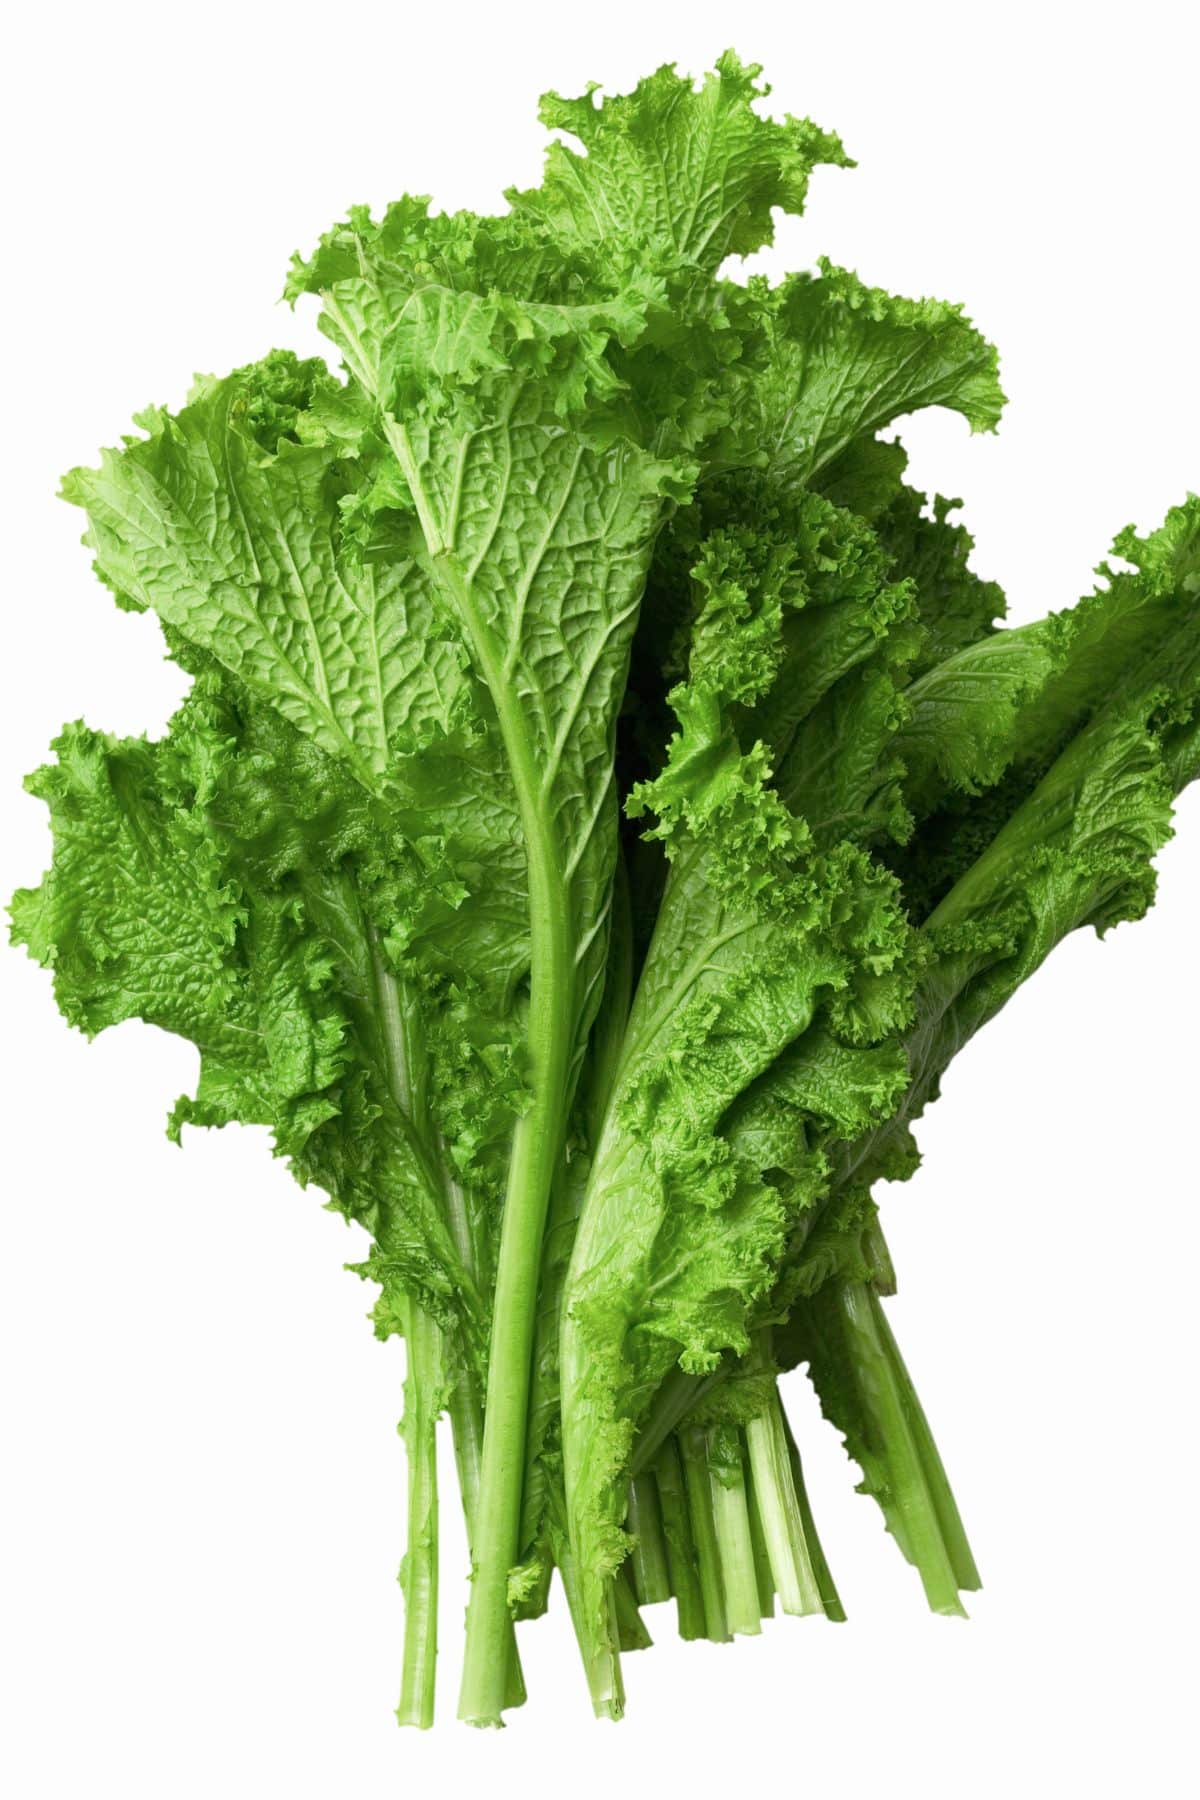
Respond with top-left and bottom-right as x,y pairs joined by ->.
779,1407 -> 845,1621
679,1425 -> 730,1643
392,538 -> 575,1729
744,1393 -> 823,1617
653,1438 -> 707,1639
707,1429 -> 762,1637
872,1294 -> 980,1593
396,1301 -> 441,1728
743,1444 -> 776,1618
809,1280 -> 967,1615
516,859 -> 635,1623
457,901 -> 572,1725
627,1471 -> 672,1606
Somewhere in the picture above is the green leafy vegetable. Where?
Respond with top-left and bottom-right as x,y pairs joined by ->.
12,51 -> 1197,1728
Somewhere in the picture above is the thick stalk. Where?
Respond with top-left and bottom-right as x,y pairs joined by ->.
742,1444 -> 776,1618
439,1158 -> 528,1706
780,1407 -> 845,1621
626,1471 -> 671,1606
444,1358 -> 527,1710
707,1431 -> 762,1637
652,1438 -> 707,1640
516,858 -> 634,1619
744,1392 -> 823,1617
405,543 -> 575,1728
396,1301 -> 441,1729
810,1281 -> 965,1615
457,842 -> 571,1723
679,1425 -> 730,1642
872,1293 -> 980,1592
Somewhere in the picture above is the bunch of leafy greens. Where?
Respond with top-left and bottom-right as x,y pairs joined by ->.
13,53 -> 1199,1727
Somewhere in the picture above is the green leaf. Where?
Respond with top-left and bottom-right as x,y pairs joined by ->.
559,503 -> 918,1708
62,353 -> 471,792
894,495 -> 1200,859
712,262 -> 1004,491
872,483 -> 1005,672
508,51 -> 849,273
820,498 -> 1200,1234
11,681 -> 492,1336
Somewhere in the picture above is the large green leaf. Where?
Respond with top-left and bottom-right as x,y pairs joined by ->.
63,354 -> 469,793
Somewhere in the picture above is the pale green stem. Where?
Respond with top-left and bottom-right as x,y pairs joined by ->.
395,537 -> 576,1729
627,1471 -> 672,1606
653,1438 -> 707,1640
871,1291 -> 980,1593
780,1407 -> 845,1622
810,1281 -> 966,1616
707,1431 -> 761,1637
745,1393 -> 823,1617
679,1425 -> 730,1643
742,1442 -> 776,1619
396,1302 -> 441,1729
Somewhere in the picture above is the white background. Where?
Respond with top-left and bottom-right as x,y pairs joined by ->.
2,3 -> 1197,1794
